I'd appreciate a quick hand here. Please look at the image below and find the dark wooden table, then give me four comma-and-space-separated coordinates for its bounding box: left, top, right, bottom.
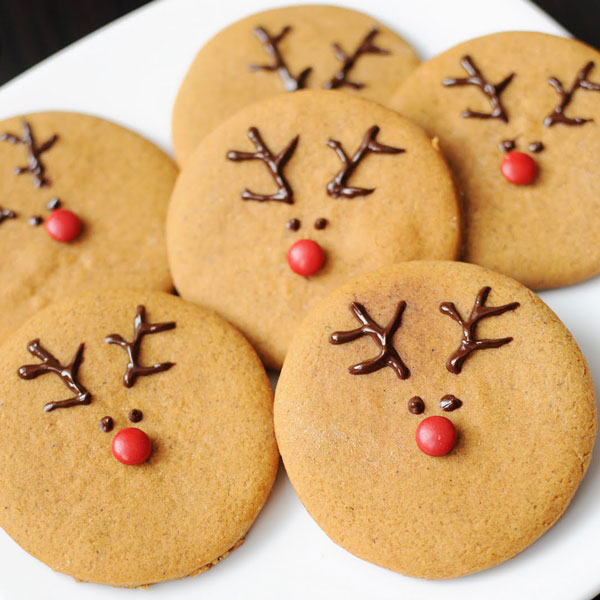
0, 0, 598, 598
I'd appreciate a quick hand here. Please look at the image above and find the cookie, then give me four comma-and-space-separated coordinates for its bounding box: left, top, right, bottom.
0, 290, 278, 587
0, 112, 177, 340
172, 5, 419, 163
391, 32, 600, 289
167, 90, 461, 369
274, 260, 596, 579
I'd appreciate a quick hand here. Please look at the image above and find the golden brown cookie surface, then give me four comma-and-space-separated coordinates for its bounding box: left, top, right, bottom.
391, 32, 600, 290
274, 261, 596, 579
172, 4, 419, 163
167, 90, 461, 369
0, 112, 177, 340
0, 290, 278, 587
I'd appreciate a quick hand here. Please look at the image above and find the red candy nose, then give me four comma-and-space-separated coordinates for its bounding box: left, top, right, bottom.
415, 416, 457, 456
287, 239, 325, 276
500, 151, 537, 185
112, 427, 152, 465
44, 208, 82, 242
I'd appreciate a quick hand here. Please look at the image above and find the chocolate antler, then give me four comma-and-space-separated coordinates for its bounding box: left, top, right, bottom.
1, 121, 58, 187
440, 287, 519, 374
324, 27, 389, 90
326, 125, 404, 199
105, 305, 175, 388
249, 25, 312, 91
330, 300, 410, 379
544, 61, 600, 127
17, 339, 91, 412
227, 127, 299, 203
443, 56, 515, 122
0, 206, 17, 225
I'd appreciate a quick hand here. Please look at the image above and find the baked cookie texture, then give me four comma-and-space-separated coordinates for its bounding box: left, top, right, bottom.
167, 90, 461, 369
391, 32, 600, 290
0, 112, 177, 340
172, 4, 420, 163
274, 261, 596, 579
0, 290, 278, 587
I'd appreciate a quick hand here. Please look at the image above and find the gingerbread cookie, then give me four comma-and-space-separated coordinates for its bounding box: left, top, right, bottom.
167, 90, 461, 369
274, 260, 596, 579
391, 32, 600, 289
172, 5, 419, 163
0, 112, 177, 340
0, 290, 278, 586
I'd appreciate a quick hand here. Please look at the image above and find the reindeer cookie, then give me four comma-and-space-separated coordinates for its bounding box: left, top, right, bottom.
0, 290, 278, 587
391, 32, 600, 289
0, 112, 177, 340
172, 5, 419, 163
274, 261, 596, 579
167, 90, 461, 369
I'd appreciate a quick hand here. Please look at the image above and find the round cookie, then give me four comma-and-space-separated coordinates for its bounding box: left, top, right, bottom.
0, 290, 278, 587
274, 261, 596, 579
0, 112, 177, 340
167, 90, 461, 369
391, 32, 600, 289
172, 5, 419, 163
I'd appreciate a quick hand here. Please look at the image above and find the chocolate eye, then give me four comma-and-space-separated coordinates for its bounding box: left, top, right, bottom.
440, 395, 462, 412
314, 218, 328, 230
528, 141, 544, 153
408, 396, 425, 415
46, 197, 61, 211
286, 218, 300, 231
128, 409, 143, 423
99, 416, 114, 432
499, 139, 516, 152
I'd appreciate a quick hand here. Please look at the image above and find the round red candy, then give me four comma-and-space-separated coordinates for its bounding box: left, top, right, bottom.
44, 208, 82, 242
500, 151, 537, 185
415, 416, 457, 457
287, 239, 325, 276
111, 427, 152, 465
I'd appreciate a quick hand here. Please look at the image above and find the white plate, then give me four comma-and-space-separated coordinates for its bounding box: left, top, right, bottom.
0, 1, 598, 599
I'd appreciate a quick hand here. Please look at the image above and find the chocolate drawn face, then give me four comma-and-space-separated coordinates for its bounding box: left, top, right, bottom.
329, 287, 519, 456
389, 34, 600, 288
16, 306, 176, 466
442, 56, 600, 186
227, 125, 405, 277
0, 121, 84, 239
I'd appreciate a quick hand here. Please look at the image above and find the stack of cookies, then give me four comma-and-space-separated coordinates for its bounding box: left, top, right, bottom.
0, 4, 596, 587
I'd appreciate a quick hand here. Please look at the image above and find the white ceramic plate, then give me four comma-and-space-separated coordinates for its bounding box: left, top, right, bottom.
0, 1, 598, 599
